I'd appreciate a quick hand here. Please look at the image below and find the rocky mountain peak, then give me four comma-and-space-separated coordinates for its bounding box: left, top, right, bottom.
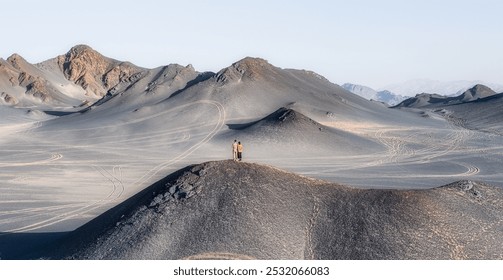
57, 45, 142, 97
6, 53, 28, 70
0, 58, 17, 76
67, 44, 94, 55
463, 84, 495, 99
58, 45, 111, 80
234, 56, 269, 68
216, 57, 273, 83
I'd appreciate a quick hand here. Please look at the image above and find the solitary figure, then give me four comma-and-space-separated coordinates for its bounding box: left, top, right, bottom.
232, 140, 238, 161
237, 141, 243, 161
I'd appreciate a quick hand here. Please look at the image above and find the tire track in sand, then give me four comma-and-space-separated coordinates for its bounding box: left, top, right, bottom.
1, 100, 225, 233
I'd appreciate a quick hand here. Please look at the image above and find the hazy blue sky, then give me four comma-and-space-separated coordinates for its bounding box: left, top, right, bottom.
1, 0, 501, 88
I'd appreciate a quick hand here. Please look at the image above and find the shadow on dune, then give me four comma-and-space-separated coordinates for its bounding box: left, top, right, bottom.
0, 232, 68, 260
43, 110, 78, 117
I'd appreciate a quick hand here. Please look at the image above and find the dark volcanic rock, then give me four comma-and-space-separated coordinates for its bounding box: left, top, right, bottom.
49, 161, 503, 260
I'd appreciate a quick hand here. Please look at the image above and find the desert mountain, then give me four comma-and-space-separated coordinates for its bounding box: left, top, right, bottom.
56, 45, 144, 98
43, 160, 503, 260
158, 56, 425, 128
392, 83, 503, 136
393, 84, 498, 108
457, 84, 496, 101
1, 45, 424, 129
0, 45, 199, 109
0, 51, 96, 108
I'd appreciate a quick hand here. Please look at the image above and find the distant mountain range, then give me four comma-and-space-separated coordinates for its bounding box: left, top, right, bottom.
0, 45, 421, 127
342, 83, 406, 106
343, 79, 503, 106
393, 84, 500, 108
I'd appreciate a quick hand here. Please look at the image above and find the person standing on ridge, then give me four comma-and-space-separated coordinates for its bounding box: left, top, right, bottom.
237, 141, 243, 161
232, 140, 238, 161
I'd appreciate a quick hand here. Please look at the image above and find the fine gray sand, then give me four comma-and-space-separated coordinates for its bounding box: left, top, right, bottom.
1, 45, 502, 259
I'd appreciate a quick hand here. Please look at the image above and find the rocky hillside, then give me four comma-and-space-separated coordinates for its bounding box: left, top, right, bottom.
0, 45, 199, 109
47, 160, 503, 260
1, 45, 425, 131
56, 45, 144, 98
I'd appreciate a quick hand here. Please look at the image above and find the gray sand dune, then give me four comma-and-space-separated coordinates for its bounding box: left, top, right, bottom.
52, 161, 503, 260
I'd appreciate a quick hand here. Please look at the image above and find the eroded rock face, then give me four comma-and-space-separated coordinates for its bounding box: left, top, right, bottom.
0, 59, 16, 77
103, 63, 138, 89
0, 92, 18, 105
6, 53, 28, 71
25, 78, 50, 101
57, 45, 141, 97
1, 55, 51, 102
216, 57, 274, 83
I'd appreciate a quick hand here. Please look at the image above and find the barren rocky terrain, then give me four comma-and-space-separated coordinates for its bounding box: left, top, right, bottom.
1, 45, 502, 259
28, 161, 503, 260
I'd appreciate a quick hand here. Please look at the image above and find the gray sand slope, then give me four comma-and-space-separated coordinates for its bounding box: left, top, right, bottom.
218, 107, 382, 157
54, 161, 503, 260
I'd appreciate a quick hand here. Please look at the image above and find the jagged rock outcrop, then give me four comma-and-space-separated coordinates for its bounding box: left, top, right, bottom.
6, 53, 29, 71
0, 92, 18, 105
145, 64, 199, 94
3, 55, 51, 102
57, 45, 142, 97
0, 59, 16, 77
25, 78, 50, 101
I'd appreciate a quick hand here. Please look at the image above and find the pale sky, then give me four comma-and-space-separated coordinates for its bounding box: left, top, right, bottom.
1, 0, 501, 88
